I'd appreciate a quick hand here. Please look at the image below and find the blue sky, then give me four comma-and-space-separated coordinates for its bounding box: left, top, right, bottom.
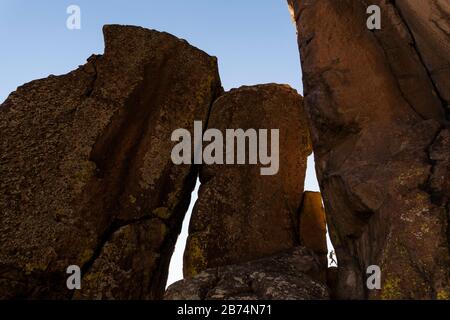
0, 0, 303, 102
0, 0, 326, 285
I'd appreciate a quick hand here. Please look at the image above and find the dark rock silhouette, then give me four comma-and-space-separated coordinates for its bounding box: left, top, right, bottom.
0, 25, 221, 299
288, 0, 450, 299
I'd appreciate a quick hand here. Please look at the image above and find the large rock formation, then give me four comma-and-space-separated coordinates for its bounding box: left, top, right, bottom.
166, 246, 329, 300
288, 0, 450, 299
0, 25, 222, 299
393, 1, 450, 115
183, 84, 312, 277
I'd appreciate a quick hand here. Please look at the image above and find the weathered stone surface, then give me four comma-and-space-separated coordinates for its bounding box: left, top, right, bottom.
0, 25, 221, 299
74, 220, 166, 300
288, 0, 450, 299
184, 84, 312, 277
299, 192, 328, 270
395, 0, 450, 115
166, 247, 329, 300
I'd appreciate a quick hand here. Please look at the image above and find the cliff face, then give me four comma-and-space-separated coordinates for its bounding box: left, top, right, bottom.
183, 84, 312, 277
0, 25, 222, 299
288, 0, 450, 299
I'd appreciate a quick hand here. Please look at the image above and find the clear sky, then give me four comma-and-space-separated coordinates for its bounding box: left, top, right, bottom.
0, 0, 304, 102
0, 0, 327, 286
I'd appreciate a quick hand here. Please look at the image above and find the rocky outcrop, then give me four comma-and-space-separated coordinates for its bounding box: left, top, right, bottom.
288, 0, 450, 299
0, 25, 222, 299
183, 84, 312, 277
299, 192, 328, 270
166, 246, 329, 300
4, 2, 447, 300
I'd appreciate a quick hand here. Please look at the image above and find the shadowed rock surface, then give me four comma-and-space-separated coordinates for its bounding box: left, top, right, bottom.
183, 84, 312, 277
166, 246, 329, 300
288, 0, 450, 299
0, 25, 221, 299
394, 0, 450, 115
299, 192, 328, 271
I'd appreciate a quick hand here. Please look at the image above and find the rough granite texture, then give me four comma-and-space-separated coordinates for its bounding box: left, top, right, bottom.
183, 84, 312, 278
288, 0, 450, 299
166, 247, 329, 300
0, 25, 222, 299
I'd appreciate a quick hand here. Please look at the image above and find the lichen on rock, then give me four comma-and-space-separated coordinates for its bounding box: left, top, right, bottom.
0, 24, 222, 299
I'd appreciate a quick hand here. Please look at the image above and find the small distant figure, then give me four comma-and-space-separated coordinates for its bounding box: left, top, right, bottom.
329, 251, 337, 266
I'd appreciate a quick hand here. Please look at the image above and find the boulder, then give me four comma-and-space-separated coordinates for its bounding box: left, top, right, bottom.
0, 25, 222, 299
184, 84, 312, 277
167, 247, 328, 300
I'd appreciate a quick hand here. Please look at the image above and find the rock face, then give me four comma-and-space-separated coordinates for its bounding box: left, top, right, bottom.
299, 192, 328, 270
394, 0, 450, 115
183, 84, 312, 277
0, 25, 222, 299
166, 247, 329, 300
288, 0, 450, 299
